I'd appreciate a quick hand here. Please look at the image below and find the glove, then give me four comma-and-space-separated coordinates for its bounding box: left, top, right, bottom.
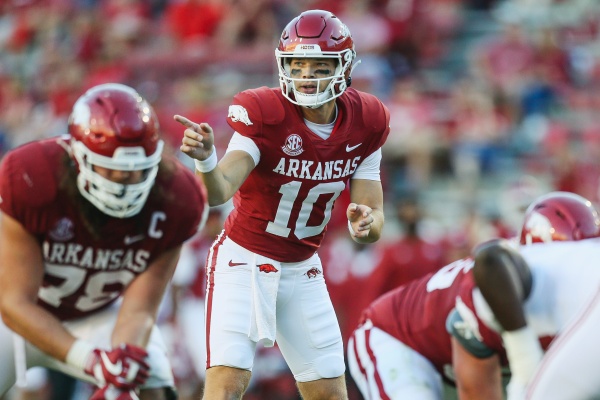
90, 384, 140, 400
85, 344, 150, 390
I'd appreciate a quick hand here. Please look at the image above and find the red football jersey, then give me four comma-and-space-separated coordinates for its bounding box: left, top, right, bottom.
363, 258, 504, 375
224, 87, 390, 262
0, 137, 207, 320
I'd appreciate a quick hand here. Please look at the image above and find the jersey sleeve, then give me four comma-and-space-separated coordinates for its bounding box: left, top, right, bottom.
225, 132, 260, 166
351, 148, 382, 181
446, 308, 496, 358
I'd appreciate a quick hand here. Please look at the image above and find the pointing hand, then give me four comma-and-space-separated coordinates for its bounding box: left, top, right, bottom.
174, 115, 215, 161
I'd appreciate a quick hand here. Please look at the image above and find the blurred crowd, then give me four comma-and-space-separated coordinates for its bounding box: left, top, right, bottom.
2, 0, 600, 399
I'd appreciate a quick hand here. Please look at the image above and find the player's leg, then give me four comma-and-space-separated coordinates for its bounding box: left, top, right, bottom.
276, 255, 348, 400
348, 320, 443, 400
202, 366, 252, 399
527, 291, 600, 400
296, 375, 347, 400
202, 236, 258, 399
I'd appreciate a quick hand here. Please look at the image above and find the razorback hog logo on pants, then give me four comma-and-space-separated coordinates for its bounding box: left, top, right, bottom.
305, 267, 322, 279
258, 264, 279, 273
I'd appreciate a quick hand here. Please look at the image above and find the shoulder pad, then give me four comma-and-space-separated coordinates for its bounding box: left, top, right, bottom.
358, 90, 390, 134
0, 140, 60, 209
159, 158, 208, 236
234, 87, 286, 125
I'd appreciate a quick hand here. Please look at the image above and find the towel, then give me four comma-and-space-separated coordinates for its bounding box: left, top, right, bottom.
248, 255, 281, 347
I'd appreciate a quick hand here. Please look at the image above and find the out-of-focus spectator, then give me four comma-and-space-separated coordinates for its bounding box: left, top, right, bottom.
497, 174, 548, 233
383, 75, 445, 192
447, 78, 513, 190
471, 22, 536, 101
163, 0, 226, 45
553, 126, 600, 206
337, 0, 394, 97
212, 0, 278, 51
100, 0, 152, 44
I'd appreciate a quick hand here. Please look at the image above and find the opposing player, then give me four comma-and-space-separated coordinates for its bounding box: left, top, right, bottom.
347, 191, 600, 399
0, 83, 208, 399
176, 9, 390, 400
473, 234, 600, 399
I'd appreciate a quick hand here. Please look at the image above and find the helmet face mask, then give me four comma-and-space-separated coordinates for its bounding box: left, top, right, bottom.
520, 191, 600, 245
68, 83, 164, 218
276, 10, 356, 108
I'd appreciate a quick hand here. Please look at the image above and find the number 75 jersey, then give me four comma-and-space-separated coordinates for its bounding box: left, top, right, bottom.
224, 87, 390, 262
0, 138, 207, 320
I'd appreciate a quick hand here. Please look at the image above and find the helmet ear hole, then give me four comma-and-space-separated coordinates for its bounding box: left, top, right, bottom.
346, 77, 352, 87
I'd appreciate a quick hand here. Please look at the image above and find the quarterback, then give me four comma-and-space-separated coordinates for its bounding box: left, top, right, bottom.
177, 9, 390, 400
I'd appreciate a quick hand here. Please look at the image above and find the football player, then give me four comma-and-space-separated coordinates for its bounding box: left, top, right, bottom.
176, 9, 389, 400
0, 83, 208, 400
472, 197, 600, 399
347, 191, 600, 399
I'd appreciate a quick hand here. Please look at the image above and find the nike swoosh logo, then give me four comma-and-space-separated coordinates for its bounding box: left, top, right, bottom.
346, 143, 362, 152
124, 234, 145, 245
228, 260, 247, 267
100, 352, 123, 376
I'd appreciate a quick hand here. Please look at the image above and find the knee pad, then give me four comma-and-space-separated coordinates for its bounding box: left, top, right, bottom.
217, 343, 254, 370
314, 354, 345, 379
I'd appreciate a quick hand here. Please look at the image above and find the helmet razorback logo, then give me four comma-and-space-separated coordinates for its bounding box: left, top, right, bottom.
282, 134, 304, 156
228, 105, 253, 126
305, 267, 321, 279
258, 264, 279, 273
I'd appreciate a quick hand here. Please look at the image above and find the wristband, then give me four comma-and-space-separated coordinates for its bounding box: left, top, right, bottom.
194, 146, 218, 173
66, 339, 95, 371
348, 220, 356, 236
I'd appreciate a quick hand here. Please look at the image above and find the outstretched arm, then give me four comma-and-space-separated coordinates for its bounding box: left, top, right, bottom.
175, 115, 255, 206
